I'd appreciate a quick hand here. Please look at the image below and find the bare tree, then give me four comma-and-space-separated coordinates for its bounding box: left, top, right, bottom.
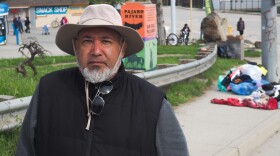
156, 0, 166, 45
16, 37, 49, 77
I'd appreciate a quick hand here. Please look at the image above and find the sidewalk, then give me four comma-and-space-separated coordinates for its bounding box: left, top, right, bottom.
1, 28, 280, 156
0, 28, 67, 59
175, 85, 280, 156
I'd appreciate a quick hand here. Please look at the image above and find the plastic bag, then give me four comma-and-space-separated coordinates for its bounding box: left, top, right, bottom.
229, 81, 258, 95
239, 64, 262, 82
217, 75, 227, 92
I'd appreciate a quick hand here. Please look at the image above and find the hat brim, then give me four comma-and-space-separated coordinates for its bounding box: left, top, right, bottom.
55, 24, 144, 58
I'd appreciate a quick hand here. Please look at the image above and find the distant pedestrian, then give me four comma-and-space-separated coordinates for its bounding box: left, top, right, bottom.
13, 17, 18, 35
181, 24, 191, 38
24, 17, 31, 33
60, 16, 68, 26
237, 17, 245, 36
17, 17, 24, 33
42, 25, 50, 35
180, 24, 191, 44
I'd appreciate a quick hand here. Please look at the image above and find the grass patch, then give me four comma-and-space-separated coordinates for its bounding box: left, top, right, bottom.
0, 55, 76, 69
157, 43, 200, 58
158, 55, 192, 64
244, 49, 262, 57
0, 64, 76, 98
167, 78, 208, 106
0, 128, 20, 156
167, 58, 245, 105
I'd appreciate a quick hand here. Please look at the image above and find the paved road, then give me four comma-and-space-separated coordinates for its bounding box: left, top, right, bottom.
2, 6, 280, 59
0, 28, 66, 59
162, 6, 280, 44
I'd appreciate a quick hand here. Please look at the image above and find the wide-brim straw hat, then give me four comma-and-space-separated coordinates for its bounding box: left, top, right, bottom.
55, 4, 144, 58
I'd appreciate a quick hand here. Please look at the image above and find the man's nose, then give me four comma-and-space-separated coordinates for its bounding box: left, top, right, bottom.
90, 40, 102, 55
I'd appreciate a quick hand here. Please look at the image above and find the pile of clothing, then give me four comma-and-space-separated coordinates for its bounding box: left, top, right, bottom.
213, 63, 280, 110
217, 64, 268, 95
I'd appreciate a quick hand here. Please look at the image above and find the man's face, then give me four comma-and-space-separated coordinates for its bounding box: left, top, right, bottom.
74, 27, 125, 75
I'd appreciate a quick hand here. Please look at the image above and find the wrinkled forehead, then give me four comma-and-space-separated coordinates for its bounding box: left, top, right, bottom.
77, 27, 122, 39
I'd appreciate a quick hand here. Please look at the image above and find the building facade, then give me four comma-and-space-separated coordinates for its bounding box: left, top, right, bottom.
4, 0, 279, 29
3, 0, 89, 29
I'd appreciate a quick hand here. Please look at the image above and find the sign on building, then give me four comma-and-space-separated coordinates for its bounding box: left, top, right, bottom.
35, 6, 68, 15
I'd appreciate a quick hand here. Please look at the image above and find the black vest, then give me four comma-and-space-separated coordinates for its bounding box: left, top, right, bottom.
35, 66, 165, 156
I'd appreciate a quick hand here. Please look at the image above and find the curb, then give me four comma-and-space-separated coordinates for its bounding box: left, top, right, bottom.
216, 110, 280, 156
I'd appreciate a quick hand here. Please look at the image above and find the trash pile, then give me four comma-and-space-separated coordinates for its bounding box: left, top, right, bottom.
211, 63, 280, 110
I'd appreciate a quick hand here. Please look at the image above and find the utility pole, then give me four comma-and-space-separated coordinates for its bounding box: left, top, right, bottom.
156, 0, 166, 45
261, 0, 280, 83
170, 0, 176, 34
189, 0, 192, 40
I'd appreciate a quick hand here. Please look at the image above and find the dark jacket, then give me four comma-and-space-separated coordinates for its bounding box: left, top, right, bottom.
35, 66, 165, 156
237, 20, 245, 31
16, 65, 189, 156
13, 17, 19, 29
24, 18, 31, 27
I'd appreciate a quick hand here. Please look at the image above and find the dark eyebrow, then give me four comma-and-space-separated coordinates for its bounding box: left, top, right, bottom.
79, 35, 91, 39
78, 35, 114, 40
101, 36, 114, 40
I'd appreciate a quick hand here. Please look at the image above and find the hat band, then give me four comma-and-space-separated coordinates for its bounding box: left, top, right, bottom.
81, 18, 122, 26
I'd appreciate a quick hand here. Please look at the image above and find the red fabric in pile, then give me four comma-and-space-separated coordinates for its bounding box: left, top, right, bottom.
210, 97, 278, 110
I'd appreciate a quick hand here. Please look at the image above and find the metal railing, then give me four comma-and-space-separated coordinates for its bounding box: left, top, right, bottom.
0, 44, 217, 132
135, 46, 217, 87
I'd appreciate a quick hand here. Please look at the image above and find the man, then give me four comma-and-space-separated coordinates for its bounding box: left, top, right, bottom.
13, 17, 19, 35
16, 4, 189, 156
60, 16, 69, 26
17, 17, 24, 33
237, 17, 245, 36
24, 17, 31, 33
180, 24, 191, 44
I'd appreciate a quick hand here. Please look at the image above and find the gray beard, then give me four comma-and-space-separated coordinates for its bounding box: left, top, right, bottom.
79, 57, 122, 84
82, 66, 110, 83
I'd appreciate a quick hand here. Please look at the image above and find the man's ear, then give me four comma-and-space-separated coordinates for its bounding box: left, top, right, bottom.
121, 42, 128, 58
72, 39, 78, 56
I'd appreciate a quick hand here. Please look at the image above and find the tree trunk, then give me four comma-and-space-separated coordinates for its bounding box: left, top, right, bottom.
156, 0, 166, 45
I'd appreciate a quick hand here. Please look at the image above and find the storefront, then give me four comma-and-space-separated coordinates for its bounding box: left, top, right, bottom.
35, 5, 87, 28
2, 0, 89, 28
7, 6, 30, 30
